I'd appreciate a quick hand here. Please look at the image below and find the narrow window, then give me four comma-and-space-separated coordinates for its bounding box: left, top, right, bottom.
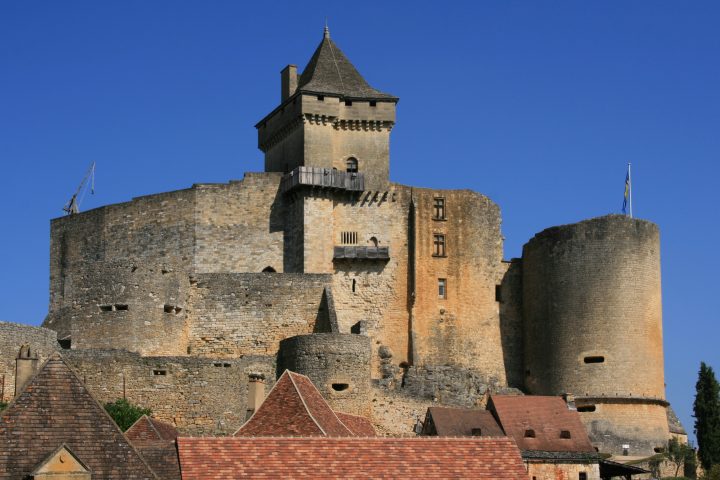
115, 304, 128, 311
369, 101, 377, 107
59, 339, 71, 350
438, 278, 447, 299
524, 429, 536, 438
433, 234, 446, 256
584, 356, 605, 364
341, 231, 358, 245
164, 305, 175, 313
317, 95, 324, 101
345, 100, 353, 106
433, 197, 445, 219
213, 363, 223, 367
369, 236, 379, 247
332, 383, 349, 391
579, 473, 587, 480
153, 369, 167, 376
346, 157, 358, 173
495, 285, 503, 303
577, 405, 596, 413
560, 430, 571, 439
99, 305, 113, 312
352, 278, 356, 293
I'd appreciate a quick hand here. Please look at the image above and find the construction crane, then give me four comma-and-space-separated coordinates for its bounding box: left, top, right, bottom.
63, 161, 95, 215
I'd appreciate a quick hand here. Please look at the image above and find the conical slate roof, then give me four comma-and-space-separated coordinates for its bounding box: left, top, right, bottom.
296, 27, 397, 101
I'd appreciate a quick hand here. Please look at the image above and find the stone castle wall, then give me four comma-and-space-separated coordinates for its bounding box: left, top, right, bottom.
0, 322, 59, 402
278, 333, 371, 415
63, 349, 276, 436
522, 215, 664, 399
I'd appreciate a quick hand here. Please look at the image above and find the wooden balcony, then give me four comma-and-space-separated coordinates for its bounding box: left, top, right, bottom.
333, 246, 390, 261
281, 166, 365, 194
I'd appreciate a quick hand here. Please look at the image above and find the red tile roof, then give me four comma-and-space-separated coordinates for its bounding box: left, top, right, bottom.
488, 395, 595, 453
126, 415, 179, 442
126, 416, 181, 480
335, 412, 376, 436
423, 407, 505, 437
177, 436, 528, 479
234, 370, 354, 437
0, 354, 157, 479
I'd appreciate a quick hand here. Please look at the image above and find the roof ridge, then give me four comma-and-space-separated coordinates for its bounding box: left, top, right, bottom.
232, 370, 286, 436
287, 371, 328, 436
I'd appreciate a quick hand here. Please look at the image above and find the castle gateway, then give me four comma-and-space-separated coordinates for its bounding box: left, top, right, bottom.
0, 27, 678, 457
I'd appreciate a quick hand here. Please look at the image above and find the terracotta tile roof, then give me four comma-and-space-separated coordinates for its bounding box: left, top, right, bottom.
177, 436, 528, 479
126, 415, 179, 442
488, 395, 595, 453
335, 412, 376, 436
234, 370, 354, 437
132, 441, 181, 480
126, 416, 181, 480
422, 406, 505, 437
0, 354, 157, 479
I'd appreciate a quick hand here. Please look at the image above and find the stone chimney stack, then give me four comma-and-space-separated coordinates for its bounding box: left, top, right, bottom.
562, 393, 576, 410
15, 344, 39, 396
245, 373, 266, 420
281, 65, 298, 102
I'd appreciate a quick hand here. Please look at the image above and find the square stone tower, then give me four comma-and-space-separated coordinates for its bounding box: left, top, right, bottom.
256, 27, 398, 192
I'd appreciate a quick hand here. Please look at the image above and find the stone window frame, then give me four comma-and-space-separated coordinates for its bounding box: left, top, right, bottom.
433, 234, 447, 257
438, 278, 447, 299
432, 197, 446, 221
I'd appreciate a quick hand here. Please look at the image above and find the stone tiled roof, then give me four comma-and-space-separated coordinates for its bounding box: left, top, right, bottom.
177, 436, 528, 479
0, 354, 158, 479
126, 415, 179, 442
423, 406, 506, 437
296, 28, 397, 101
126, 416, 181, 480
488, 395, 596, 453
335, 412, 376, 436
234, 370, 354, 437
667, 405, 687, 435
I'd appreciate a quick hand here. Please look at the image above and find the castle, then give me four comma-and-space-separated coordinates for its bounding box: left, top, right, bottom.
0, 27, 680, 457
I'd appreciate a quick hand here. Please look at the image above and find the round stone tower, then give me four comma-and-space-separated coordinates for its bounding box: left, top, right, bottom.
522, 215, 668, 456
277, 333, 371, 416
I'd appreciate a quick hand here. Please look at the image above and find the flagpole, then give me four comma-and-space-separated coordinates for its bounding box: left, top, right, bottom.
628, 162, 633, 218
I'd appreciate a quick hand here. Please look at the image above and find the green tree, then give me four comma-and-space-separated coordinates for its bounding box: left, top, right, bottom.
668, 437, 696, 478
0, 401, 7, 412
701, 465, 720, 480
694, 362, 720, 471
103, 398, 151, 431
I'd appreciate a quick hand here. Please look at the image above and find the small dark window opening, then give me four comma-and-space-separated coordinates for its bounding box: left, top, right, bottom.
262, 266, 277, 273
332, 383, 349, 391
560, 430, 572, 439
369, 236, 379, 247
223, 363, 231, 368
623, 447, 629, 456
346, 157, 358, 173
345, 100, 352, 106
317, 95, 324, 101
99, 305, 113, 312
579, 473, 587, 480
433, 197, 445, 220
577, 405, 596, 413
213, 363, 223, 367
654, 447, 665, 453
352, 278, 356, 293
59, 339, 71, 350
115, 304, 128, 311
584, 356, 605, 364
524, 429, 536, 438
153, 369, 167, 376
369, 101, 377, 107
495, 285, 503, 303
438, 278, 447, 299
164, 305, 174, 313
471, 428, 482, 436
433, 234, 446, 257
351, 321, 362, 334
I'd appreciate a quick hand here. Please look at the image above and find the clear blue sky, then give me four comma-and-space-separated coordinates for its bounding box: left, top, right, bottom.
1, 1, 718, 442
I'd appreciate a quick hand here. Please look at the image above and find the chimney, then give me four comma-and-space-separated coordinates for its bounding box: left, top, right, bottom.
15, 344, 39, 396
562, 392, 576, 410
281, 65, 298, 102
245, 373, 266, 420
